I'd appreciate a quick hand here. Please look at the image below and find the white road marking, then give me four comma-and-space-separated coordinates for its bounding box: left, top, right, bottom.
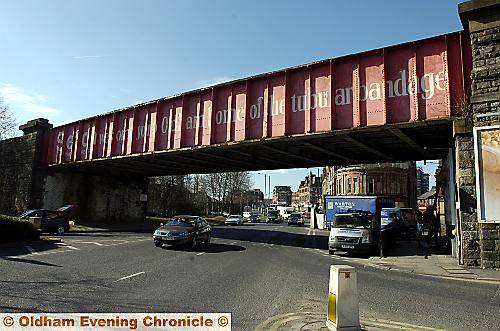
196, 252, 205, 256
65, 245, 80, 250
25, 246, 38, 255
230, 241, 238, 244
79, 241, 103, 246
115, 272, 145, 282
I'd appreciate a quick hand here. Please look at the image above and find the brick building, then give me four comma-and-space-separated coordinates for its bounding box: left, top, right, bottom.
272, 186, 292, 206
293, 173, 322, 212
321, 162, 417, 209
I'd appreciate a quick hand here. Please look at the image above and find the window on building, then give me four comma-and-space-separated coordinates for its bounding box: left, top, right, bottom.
367, 177, 375, 194
353, 177, 358, 193
347, 178, 352, 193
376, 176, 382, 193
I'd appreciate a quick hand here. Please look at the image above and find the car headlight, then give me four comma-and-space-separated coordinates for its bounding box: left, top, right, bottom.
362, 233, 372, 243
154, 230, 161, 235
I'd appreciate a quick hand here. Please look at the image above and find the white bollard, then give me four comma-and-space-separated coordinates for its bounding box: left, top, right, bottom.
326, 265, 360, 331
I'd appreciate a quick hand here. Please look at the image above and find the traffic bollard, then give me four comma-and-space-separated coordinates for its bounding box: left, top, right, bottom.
326, 265, 360, 331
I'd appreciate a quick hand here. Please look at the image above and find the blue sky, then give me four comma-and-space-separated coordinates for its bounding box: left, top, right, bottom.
0, 0, 461, 192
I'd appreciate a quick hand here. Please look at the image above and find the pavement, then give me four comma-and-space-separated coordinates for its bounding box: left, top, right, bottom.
312, 228, 500, 284
0, 223, 499, 330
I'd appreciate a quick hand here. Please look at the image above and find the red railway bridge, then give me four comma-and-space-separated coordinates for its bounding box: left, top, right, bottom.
44, 32, 471, 176
1, 0, 499, 268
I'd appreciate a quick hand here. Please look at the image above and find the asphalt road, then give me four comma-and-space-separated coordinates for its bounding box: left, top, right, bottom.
0, 223, 499, 330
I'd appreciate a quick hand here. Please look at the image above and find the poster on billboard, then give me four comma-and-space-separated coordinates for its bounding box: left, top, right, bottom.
474, 125, 500, 223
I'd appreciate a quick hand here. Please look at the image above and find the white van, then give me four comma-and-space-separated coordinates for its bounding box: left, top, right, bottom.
328, 212, 378, 255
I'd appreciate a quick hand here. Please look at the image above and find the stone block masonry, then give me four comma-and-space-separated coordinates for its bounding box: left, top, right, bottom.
459, 0, 500, 268
0, 118, 148, 223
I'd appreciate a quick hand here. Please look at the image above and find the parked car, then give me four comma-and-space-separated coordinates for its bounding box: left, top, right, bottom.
225, 215, 244, 225
153, 215, 211, 249
248, 213, 261, 223
288, 213, 304, 226
19, 205, 75, 235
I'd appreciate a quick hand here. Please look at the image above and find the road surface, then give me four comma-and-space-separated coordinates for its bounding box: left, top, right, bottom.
0, 223, 498, 330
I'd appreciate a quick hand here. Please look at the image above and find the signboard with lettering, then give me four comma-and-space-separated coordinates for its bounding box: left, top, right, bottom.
44, 32, 471, 166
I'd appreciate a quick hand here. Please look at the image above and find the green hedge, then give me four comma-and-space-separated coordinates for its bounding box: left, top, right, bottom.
0, 215, 40, 242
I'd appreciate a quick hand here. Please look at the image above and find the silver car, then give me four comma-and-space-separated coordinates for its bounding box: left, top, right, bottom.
225, 215, 243, 225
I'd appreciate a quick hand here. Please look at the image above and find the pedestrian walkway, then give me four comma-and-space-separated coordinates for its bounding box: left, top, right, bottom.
329, 237, 500, 284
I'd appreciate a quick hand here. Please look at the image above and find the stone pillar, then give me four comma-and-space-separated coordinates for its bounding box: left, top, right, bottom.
0, 118, 52, 215
459, 0, 500, 268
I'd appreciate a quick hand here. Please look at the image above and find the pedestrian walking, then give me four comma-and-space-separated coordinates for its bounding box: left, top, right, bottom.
425, 206, 440, 247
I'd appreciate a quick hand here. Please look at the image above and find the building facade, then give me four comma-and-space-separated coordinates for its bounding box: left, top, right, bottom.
294, 173, 322, 212
272, 186, 292, 206
321, 162, 417, 208
416, 167, 430, 197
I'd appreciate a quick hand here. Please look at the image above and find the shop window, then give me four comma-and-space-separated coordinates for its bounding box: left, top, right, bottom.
368, 177, 375, 194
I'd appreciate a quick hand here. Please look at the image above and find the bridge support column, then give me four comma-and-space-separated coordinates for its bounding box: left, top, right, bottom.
42, 172, 148, 223
0, 118, 52, 215
458, 0, 500, 268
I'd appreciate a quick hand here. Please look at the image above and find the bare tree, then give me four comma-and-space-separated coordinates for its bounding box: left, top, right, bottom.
202, 172, 252, 214
0, 98, 17, 140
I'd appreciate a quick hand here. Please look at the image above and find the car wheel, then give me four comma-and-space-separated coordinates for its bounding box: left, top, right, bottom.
154, 241, 163, 247
56, 226, 65, 235
191, 238, 198, 250
205, 236, 211, 245
329, 249, 335, 255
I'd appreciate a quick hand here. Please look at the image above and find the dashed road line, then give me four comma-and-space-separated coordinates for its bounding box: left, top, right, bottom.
114, 271, 145, 282
196, 252, 205, 256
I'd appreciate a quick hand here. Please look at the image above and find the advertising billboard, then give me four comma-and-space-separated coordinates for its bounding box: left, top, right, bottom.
474, 125, 500, 223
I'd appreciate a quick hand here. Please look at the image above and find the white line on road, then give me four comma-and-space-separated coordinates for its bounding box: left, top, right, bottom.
230, 241, 238, 244
196, 252, 205, 256
115, 272, 145, 282
65, 245, 80, 250
25, 246, 38, 255
79, 241, 103, 246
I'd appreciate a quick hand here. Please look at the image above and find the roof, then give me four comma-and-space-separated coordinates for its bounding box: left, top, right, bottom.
417, 190, 436, 200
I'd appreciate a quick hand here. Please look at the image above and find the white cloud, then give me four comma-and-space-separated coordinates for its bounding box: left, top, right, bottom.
72, 55, 104, 59
268, 169, 289, 174
196, 76, 234, 88
0, 83, 61, 116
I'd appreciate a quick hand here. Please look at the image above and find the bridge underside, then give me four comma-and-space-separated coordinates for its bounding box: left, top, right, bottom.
50, 119, 454, 176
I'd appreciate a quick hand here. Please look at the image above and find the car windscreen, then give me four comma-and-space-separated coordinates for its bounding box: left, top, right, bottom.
228, 215, 240, 218
334, 215, 372, 229
19, 210, 35, 218
167, 220, 194, 227
291, 213, 301, 219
